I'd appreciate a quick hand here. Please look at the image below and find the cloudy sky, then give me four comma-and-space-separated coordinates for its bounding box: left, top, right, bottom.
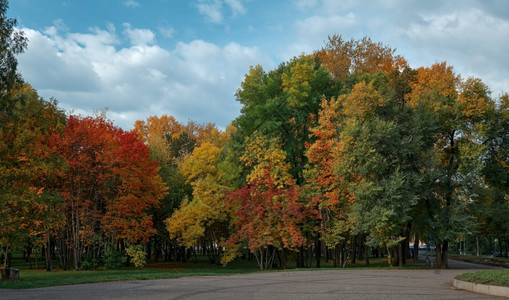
9, 0, 509, 130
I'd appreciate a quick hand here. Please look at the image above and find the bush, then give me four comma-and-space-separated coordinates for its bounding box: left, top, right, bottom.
80, 256, 99, 271
126, 244, 146, 268
103, 248, 126, 270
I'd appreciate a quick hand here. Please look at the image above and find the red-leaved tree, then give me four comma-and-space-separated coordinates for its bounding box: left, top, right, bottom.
225, 168, 306, 270
57, 115, 166, 270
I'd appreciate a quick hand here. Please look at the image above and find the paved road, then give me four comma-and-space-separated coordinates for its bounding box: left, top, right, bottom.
2, 260, 505, 299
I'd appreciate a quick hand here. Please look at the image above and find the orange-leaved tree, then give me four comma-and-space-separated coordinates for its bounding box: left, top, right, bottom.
316, 35, 407, 81
305, 96, 354, 267
102, 129, 167, 244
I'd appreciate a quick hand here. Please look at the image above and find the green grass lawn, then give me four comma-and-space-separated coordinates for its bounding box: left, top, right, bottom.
1, 255, 429, 289
456, 270, 509, 287
1, 259, 261, 289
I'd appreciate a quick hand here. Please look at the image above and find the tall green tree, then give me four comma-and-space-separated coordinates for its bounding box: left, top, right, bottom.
234, 55, 334, 185
335, 79, 433, 266
475, 94, 509, 255
0, 0, 27, 96
407, 63, 496, 268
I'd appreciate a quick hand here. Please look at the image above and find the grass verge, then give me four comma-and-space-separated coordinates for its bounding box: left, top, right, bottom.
0, 260, 261, 289
456, 270, 509, 287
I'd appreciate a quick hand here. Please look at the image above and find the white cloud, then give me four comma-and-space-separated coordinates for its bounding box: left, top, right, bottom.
197, 0, 223, 24
158, 26, 175, 39
297, 0, 356, 13
280, 13, 357, 61
224, 0, 246, 17
397, 8, 509, 97
123, 0, 140, 8
296, 0, 319, 10
285, 1, 509, 97
294, 13, 357, 41
123, 24, 155, 45
196, 0, 247, 23
17, 24, 272, 130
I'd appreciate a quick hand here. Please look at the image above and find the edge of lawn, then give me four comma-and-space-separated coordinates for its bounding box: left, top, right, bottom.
1, 257, 430, 289
454, 270, 509, 298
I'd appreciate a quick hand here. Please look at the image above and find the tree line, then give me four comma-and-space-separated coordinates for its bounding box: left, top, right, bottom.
1, 0, 507, 271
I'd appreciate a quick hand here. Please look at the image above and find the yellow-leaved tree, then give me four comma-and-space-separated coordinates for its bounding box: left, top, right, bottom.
165, 135, 232, 264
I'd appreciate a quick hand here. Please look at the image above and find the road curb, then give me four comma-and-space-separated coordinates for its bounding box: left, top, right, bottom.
453, 278, 509, 298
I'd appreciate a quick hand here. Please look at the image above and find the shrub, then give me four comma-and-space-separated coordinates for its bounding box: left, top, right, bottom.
103, 248, 126, 270
126, 244, 146, 268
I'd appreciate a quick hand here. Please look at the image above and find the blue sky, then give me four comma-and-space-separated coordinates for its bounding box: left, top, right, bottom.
8, 0, 509, 129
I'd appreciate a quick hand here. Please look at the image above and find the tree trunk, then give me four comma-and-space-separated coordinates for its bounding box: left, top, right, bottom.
146, 242, 152, 261
297, 246, 305, 268
2, 246, 11, 268
45, 232, 52, 271
315, 235, 321, 268
333, 244, 340, 267
25, 244, 32, 263
279, 249, 286, 269
351, 236, 357, 264
398, 242, 403, 267
365, 244, 370, 265
436, 241, 449, 269
413, 234, 419, 261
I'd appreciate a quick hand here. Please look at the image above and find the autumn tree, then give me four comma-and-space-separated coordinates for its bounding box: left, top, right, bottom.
134, 115, 227, 262
0, 85, 66, 269
0, 1, 68, 272
234, 55, 335, 185
315, 35, 407, 81
166, 138, 232, 264
57, 115, 166, 270
226, 170, 305, 271
305, 96, 353, 267
102, 130, 167, 244
222, 133, 306, 270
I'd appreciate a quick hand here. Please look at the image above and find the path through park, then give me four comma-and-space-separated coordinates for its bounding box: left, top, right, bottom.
2, 259, 505, 299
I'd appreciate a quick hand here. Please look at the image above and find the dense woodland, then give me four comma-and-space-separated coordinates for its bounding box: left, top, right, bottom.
1, 0, 508, 272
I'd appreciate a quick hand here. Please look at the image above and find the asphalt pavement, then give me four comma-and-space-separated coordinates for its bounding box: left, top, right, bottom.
1, 259, 506, 300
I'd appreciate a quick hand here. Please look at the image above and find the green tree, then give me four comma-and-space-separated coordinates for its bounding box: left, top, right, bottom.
234, 55, 334, 185
475, 94, 509, 255
0, 0, 27, 95
407, 63, 496, 268
335, 79, 432, 266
